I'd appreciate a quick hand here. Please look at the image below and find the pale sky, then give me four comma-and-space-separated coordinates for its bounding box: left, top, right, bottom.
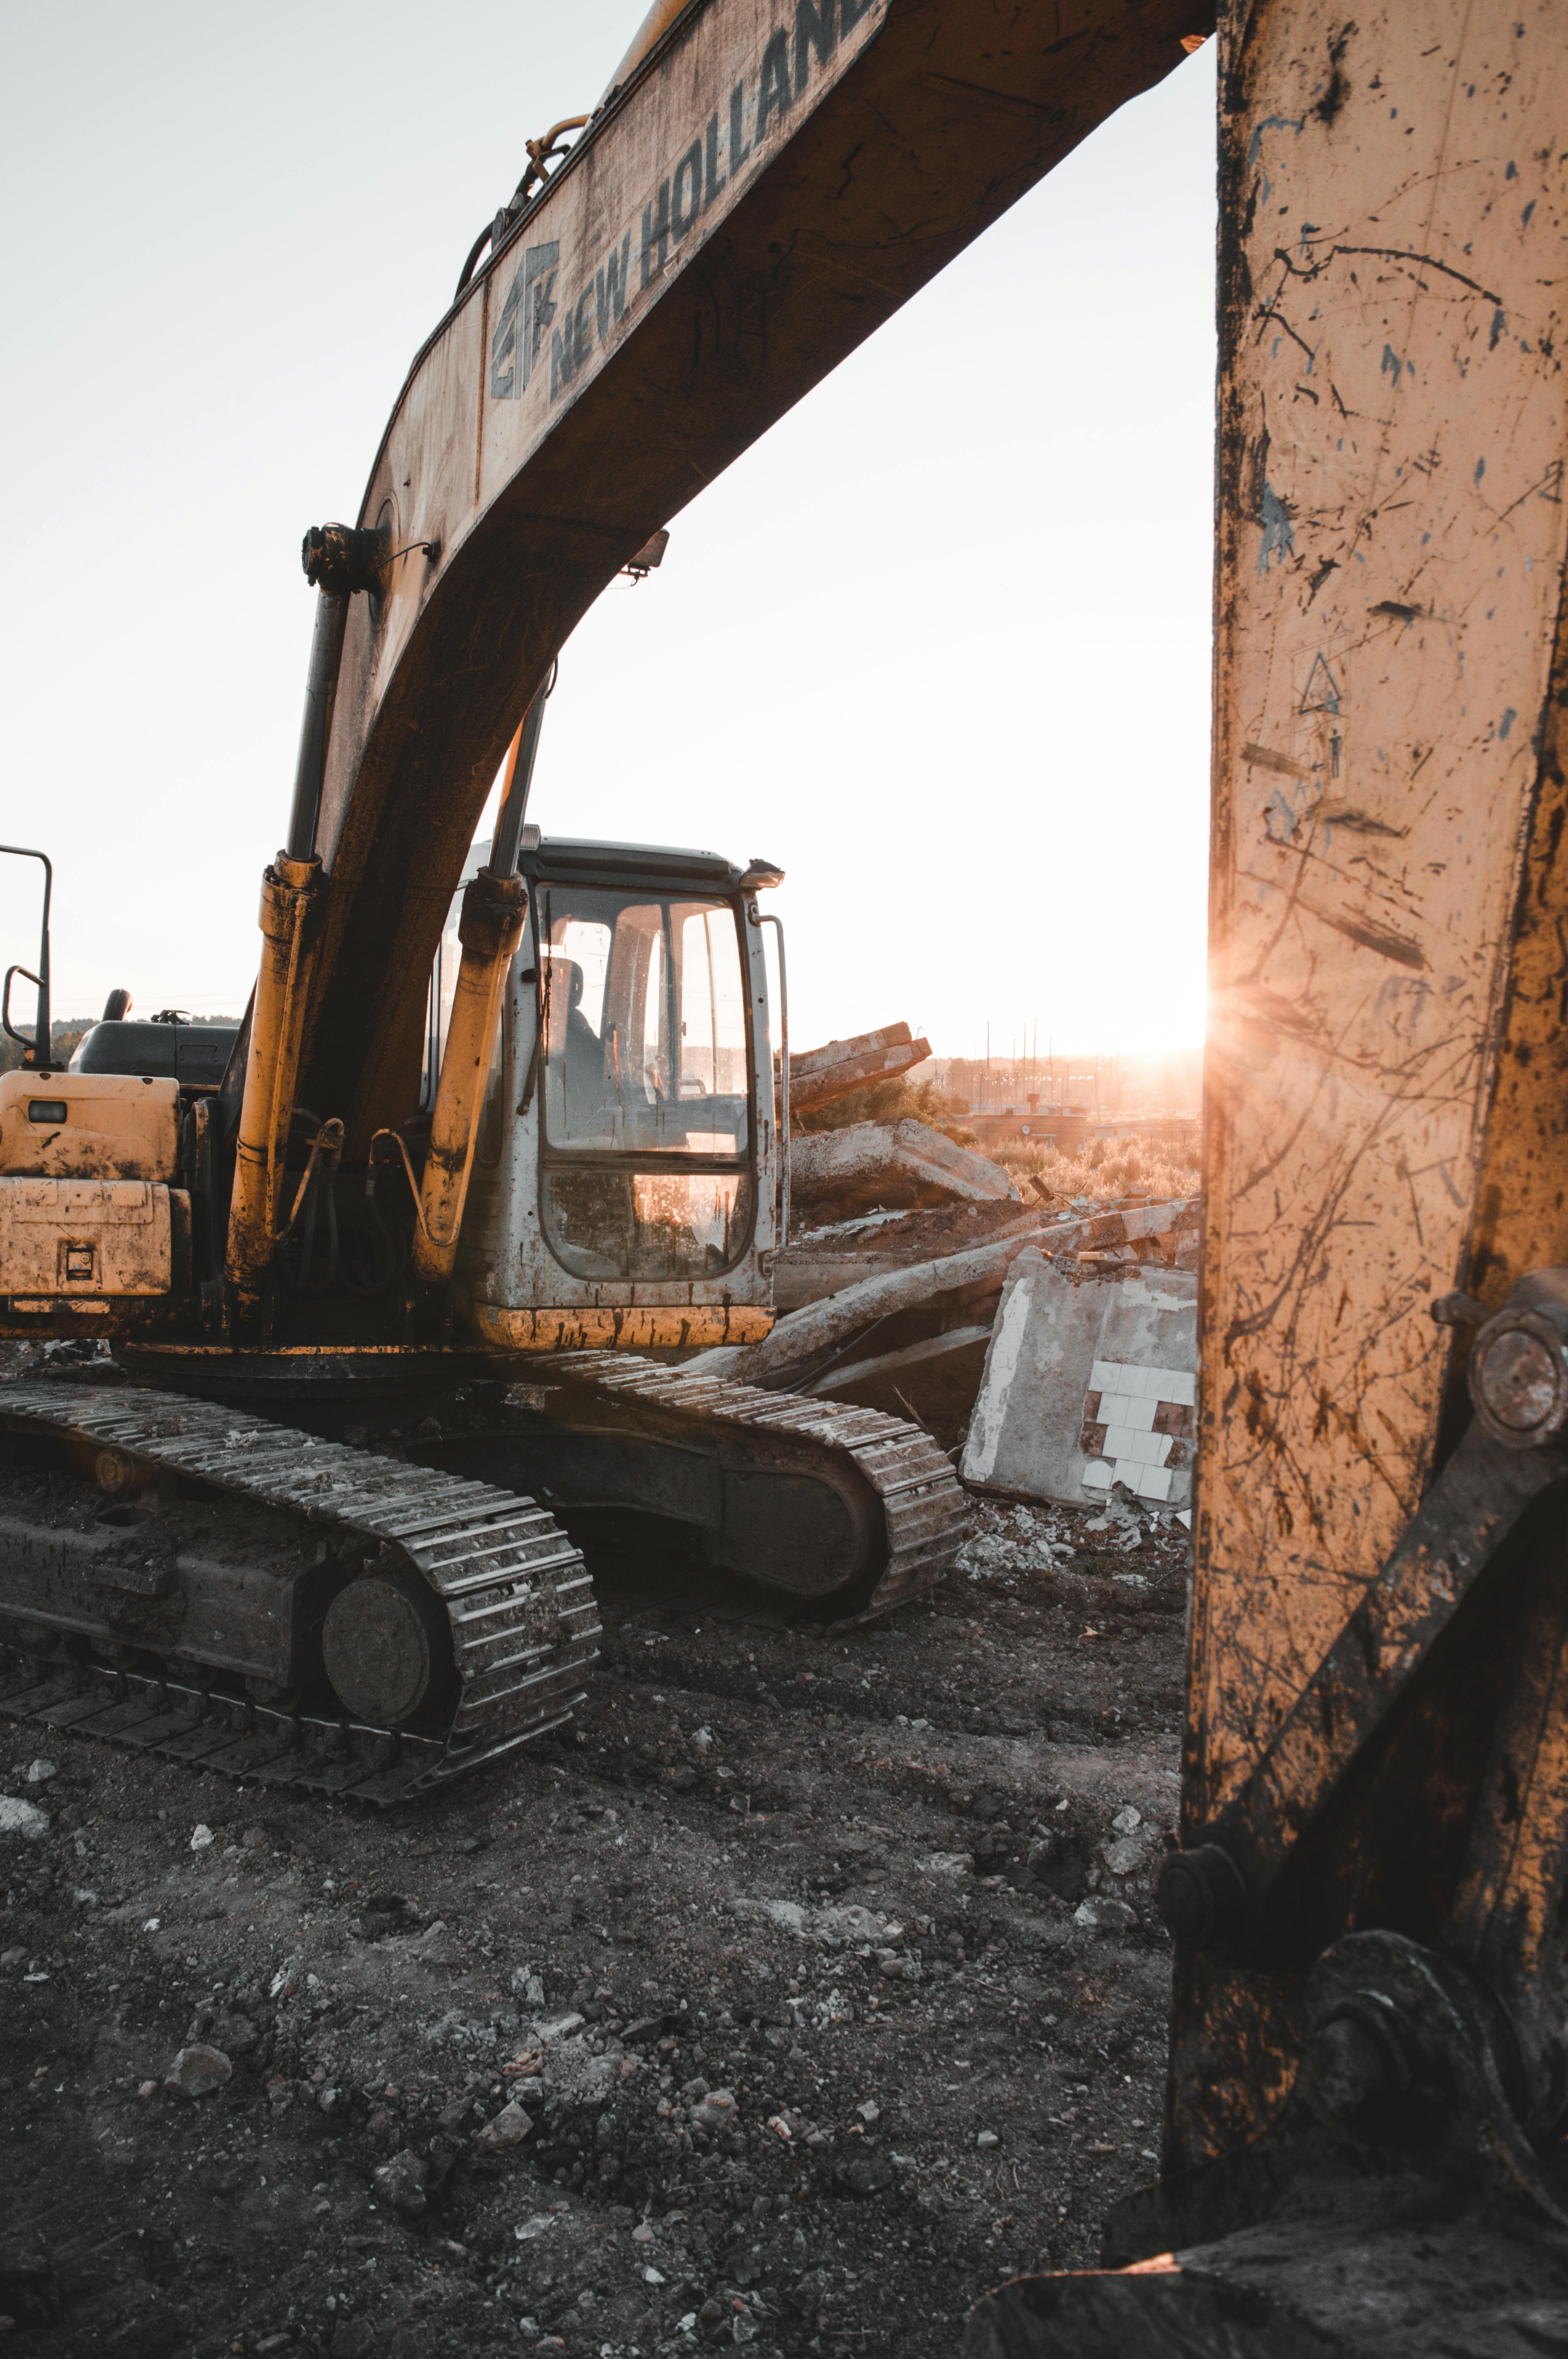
1, 6, 1215, 1063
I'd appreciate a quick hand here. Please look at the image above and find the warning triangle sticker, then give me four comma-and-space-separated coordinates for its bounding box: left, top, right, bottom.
1298, 653, 1344, 714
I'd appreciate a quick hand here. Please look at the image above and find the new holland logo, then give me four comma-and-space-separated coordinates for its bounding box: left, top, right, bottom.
488, 0, 881, 409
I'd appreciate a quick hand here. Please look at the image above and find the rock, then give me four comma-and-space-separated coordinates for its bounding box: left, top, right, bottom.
24, 1761, 56, 1785
189, 1824, 215, 1851
374, 2149, 430, 2216
976, 2130, 1000, 2149
0, 1798, 49, 1841
0, 1946, 25, 1969
855, 2100, 881, 2123
532, 2011, 585, 2045
474, 2099, 533, 2151
509, 1966, 546, 2007
813, 1904, 887, 1944
1102, 1837, 1144, 1877
622, 2014, 670, 2045
1111, 1806, 1143, 1835
689, 2087, 737, 2132
845, 2154, 895, 2195
1074, 1896, 1138, 1932
165, 2045, 232, 2099
731, 1897, 807, 1937
539, 2035, 616, 2106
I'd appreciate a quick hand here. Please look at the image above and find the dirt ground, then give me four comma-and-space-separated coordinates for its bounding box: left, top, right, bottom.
0, 1487, 1189, 2359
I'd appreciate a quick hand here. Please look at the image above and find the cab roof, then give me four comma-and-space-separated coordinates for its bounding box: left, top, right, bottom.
464, 833, 746, 892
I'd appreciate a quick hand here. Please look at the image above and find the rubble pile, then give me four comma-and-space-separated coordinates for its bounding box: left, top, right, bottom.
744, 1019, 1202, 1471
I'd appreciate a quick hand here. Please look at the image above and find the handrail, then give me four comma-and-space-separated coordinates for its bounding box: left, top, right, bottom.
0, 844, 53, 1070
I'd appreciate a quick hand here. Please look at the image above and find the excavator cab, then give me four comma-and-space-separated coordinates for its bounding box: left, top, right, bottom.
434, 831, 783, 1352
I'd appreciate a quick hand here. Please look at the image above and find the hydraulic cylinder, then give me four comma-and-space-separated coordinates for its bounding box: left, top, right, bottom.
225, 851, 327, 1313
411, 866, 526, 1289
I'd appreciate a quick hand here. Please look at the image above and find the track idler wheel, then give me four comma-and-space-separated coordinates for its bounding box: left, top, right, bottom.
321, 1564, 458, 1732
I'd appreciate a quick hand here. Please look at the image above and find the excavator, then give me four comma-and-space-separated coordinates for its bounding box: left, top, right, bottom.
4, 0, 1567, 2342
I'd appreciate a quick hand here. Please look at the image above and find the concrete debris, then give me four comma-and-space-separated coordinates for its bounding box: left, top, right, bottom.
1101, 1837, 1145, 1876
164, 2043, 233, 2098
25, 1759, 56, 1784
473, 2098, 534, 2150
537, 2032, 619, 2105
802, 1320, 995, 1401
690, 1224, 1056, 1390
791, 1120, 1018, 1219
963, 1249, 1198, 1508
693, 1197, 1195, 1408
1073, 1896, 1138, 1933
786, 1022, 933, 1114
373, 2147, 430, 2215
729, 1895, 899, 1947
0, 1796, 49, 1839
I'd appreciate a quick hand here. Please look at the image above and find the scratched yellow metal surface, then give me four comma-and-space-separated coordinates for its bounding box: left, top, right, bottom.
469, 1302, 774, 1350
1194, 0, 1568, 1825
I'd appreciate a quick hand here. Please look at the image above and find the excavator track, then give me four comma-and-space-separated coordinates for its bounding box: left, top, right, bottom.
529, 1352, 969, 1619
0, 1378, 599, 1803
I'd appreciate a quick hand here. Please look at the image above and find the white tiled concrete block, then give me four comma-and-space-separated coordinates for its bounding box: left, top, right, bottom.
1133, 1464, 1174, 1501
965, 1254, 1195, 1511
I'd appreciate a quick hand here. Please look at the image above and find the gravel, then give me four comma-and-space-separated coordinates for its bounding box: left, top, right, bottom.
0, 1491, 1189, 2357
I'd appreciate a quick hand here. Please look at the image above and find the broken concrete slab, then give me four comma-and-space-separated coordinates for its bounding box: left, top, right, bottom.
802, 1321, 995, 1398
787, 1022, 933, 1114
689, 1198, 1196, 1391
962, 1252, 1198, 1509
791, 1119, 1018, 1218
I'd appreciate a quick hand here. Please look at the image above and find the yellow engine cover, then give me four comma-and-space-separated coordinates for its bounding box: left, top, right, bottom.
0, 1070, 179, 1182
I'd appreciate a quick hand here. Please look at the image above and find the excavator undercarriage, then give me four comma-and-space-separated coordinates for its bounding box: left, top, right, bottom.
0, 1379, 600, 1803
